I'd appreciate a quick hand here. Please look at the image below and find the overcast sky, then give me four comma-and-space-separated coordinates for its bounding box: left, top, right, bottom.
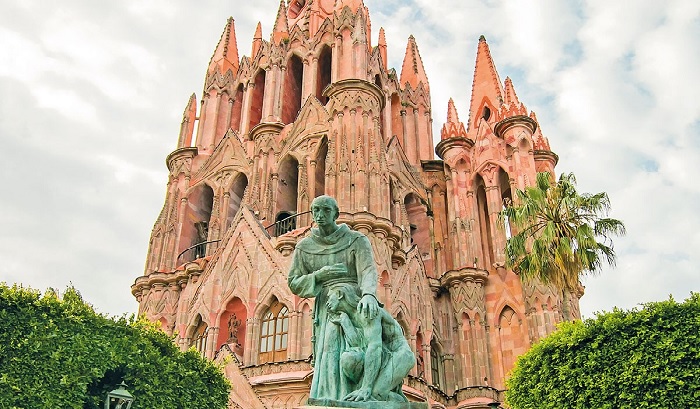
1, 0, 698, 318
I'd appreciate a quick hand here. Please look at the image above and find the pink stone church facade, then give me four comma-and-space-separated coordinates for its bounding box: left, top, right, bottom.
132, 1, 582, 408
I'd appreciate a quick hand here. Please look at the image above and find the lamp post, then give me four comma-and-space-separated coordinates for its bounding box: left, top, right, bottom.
104, 381, 134, 409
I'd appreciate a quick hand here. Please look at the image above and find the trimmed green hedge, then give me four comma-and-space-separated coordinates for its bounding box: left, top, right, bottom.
0, 284, 229, 409
506, 293, 700, 408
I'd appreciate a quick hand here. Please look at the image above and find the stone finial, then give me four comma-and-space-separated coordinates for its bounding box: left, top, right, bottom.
440, 98, 468, 140
207, 17, 239, 75
399, 35, 430, 92
271, 0, 289, 44
252, 22, 263, 58
378, 27, 387, 68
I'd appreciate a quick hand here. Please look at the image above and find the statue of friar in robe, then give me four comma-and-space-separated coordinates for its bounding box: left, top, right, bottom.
288, 195, 416, 405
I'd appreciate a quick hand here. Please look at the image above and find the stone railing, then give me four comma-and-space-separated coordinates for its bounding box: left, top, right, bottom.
241, 358, 313, 380
406, 376, 505, 407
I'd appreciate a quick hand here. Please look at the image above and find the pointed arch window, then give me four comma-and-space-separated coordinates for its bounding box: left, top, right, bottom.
316, 46, 332, 104
191, 317, 208, 357
259, 301, 289, 363
178, 183, 214, 263
249, 70, 266, 129
499, 169, 514, 239
430, 340, 444, 388
282, 54, 304, 124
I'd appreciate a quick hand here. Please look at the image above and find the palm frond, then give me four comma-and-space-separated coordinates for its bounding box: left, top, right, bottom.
502, 172, 626, 291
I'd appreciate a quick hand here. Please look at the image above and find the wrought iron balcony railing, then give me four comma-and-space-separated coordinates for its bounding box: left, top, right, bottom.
177, 240, 222, 264
264, 211, 312, 237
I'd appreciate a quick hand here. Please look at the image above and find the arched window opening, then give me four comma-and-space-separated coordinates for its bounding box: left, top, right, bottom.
316, 46, 332, 104
226, 173, 248, 232
430, 184, 450, 271
430, 340, 444, 388
276, 155, 299, 231
482, 106, 491, 121
315, 137, 328, 198
475, 175, 494, 269
389, 179, 399, 225
379, 270, 391, 306
404, 193, 432, 273
215, 91, 230, 142
217, 297, 247, 359
230, 84, 244, 134
191, 315, 208, 357
498, 306, 526, 384
374, 75, 385, 138
249, 70, 266, 130
179, 184, 214, 262
274, 211, 296, 237
396, 312, 409, 338
415, 331, 425, 379
259, 300, 289, 363
499, 170, 513, 239
282, 54, 304, 125
391, 94, 404, 144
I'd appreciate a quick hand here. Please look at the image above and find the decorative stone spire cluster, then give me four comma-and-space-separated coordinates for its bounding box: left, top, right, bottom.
440, 98, 467, 140
439, 35, 554, 161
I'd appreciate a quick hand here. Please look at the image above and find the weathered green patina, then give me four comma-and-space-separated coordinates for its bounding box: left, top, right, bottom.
288, 196, 416, 405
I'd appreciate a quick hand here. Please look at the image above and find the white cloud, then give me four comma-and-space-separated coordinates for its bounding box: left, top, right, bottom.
97, 154, 165, 184
31, 85, 100, 127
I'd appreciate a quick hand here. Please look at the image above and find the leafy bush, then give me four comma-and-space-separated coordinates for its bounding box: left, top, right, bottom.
506, 293, 700, 408
0, 284, 230, 409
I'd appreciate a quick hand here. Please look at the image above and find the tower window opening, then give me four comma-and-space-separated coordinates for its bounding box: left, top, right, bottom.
499, 169, 514, 239
226, 173, 248, 232
315, 138, 328, 198
275, 155, 299, 232
282, 54, 304, 124
316, 46, 332, 104
482, 106, 491, 121
230, 84, 244, 134
249, 70, 266, 129
178, 183, 214, 262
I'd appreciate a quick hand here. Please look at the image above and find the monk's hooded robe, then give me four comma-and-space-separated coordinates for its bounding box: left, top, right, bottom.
287, 223, 378, 401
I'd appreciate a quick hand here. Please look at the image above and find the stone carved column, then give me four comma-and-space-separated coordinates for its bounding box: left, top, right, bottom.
422, 343, 433, 385
440, 267, 489, 387
208, 326, 220, 359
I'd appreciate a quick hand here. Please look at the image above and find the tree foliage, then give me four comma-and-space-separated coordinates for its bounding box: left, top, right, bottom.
501, 172, 626, 290
506, 293, 700, 408
0, 284, 230, 409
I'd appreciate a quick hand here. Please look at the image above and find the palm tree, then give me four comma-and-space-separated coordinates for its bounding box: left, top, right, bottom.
500, 172, 626, 291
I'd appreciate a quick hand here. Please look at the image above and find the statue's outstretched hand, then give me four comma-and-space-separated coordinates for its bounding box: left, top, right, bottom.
357, 294, 378, 320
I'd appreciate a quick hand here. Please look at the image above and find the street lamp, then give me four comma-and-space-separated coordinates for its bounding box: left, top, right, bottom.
104, 382, 134, 409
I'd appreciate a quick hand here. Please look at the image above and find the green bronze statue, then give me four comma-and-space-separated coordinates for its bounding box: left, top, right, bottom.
288, 195, 415, 405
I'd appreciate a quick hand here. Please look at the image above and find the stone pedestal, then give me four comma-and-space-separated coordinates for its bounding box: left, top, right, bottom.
296, 398, 429, 409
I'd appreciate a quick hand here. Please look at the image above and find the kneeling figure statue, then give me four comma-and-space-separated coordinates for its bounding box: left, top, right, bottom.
288, 195, 415, 405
